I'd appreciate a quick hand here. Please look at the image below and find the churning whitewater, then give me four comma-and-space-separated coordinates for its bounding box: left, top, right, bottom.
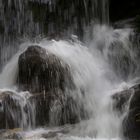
0, 25, 137, 140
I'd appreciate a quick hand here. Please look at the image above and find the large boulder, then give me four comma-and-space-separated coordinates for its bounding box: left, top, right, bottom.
17, 45, 87, 127
17, 45, 74, 93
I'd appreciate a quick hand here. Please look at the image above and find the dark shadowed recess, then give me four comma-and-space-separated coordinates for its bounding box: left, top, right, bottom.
109, 0, 140, 22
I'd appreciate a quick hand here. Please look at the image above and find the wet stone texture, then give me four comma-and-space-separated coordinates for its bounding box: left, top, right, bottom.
122, 84, 140, 139
17, 45, 75, 93
0, 91, 33, 130
0, 45, 88, 130
112, 84, 140, 139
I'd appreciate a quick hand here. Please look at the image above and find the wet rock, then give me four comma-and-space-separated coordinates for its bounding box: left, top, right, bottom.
42, 131, 58, 139
0, 91, 32, 130
42, 129, 69, 139
17, 45, 87, 126
0, 91, 15, 129
112, 89, 132, 113
41, 125, 72, 139
0, 93, 5, 129
29, 89, 88, 127
129, 84, 140, 110
17, 45, 75, 93
111, 83, 140, 139
112, 84, 140, 113
1, 45, 88, 128
121, 84, 140, 139
107, 39, 136, 80
123, 107, 140, 139
29, 89, 63, 126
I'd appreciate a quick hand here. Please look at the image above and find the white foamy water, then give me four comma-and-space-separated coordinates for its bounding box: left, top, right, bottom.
0, 25, 136, 140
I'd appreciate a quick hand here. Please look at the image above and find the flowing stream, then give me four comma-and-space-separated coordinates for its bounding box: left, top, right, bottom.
0, 0, 140, 140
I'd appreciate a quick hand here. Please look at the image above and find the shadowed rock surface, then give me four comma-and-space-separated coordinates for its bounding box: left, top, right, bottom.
17, 45, 75, 93
112, 89, 132, 113
112, 84, 140, 139
0, 45, 88, 130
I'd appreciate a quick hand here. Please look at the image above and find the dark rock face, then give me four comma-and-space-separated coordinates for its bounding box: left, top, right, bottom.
123, 107, 140, 139
112, 89, 132, 113
16, 45, 87, 127
119, 84, 140, 139
17, 45, 74, 93
129, 84, 140, 110
0, 45, 87, 130
111, 84, 140, 139
29, 89, 64, 126
0, 91, 34, 130
0, 91, 21, 129
0, 92, 15, 129
29, 89, 88, 127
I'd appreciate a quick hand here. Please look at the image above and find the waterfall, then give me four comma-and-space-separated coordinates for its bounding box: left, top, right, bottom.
0, 0, 109, 68
0, 0, 140, 140
0, 24, 138, 139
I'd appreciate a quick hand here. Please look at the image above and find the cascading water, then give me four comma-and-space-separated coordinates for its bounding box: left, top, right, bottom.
0, 0, 140, 140
0, 0, 109, 68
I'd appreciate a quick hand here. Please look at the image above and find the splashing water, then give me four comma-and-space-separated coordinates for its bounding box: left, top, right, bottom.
0, 24, 139, 140
0, 0, 140, 140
